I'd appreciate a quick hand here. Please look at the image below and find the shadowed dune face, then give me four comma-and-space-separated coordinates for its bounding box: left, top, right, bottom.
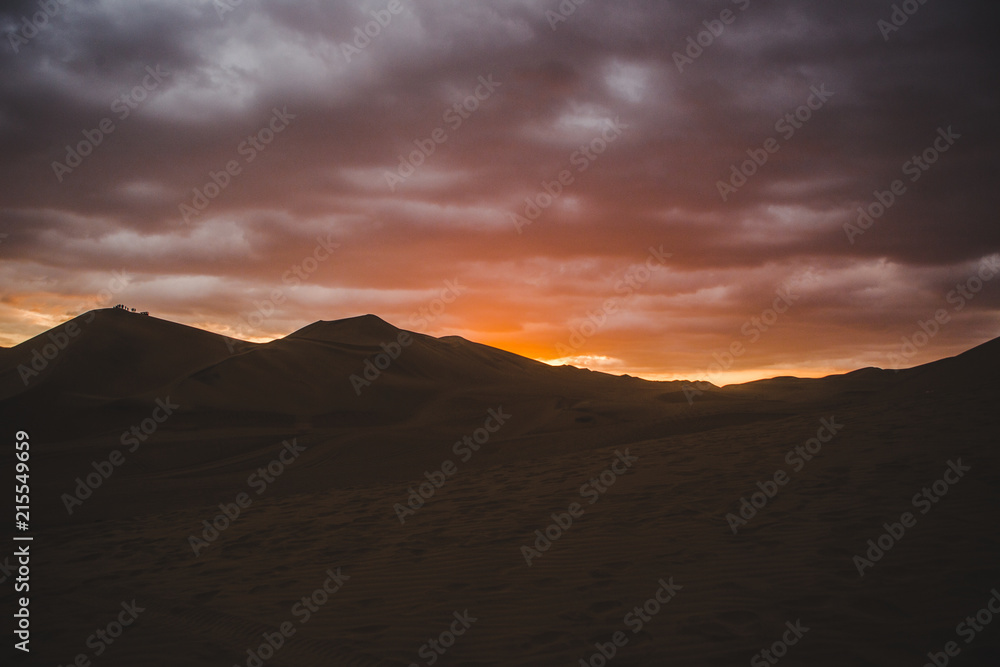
3, 310, 706, 436
0, 308, 247, 403
4, 311, 1000, 665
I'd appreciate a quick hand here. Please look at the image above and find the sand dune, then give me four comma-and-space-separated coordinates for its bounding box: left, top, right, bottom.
4, 310, 999, 665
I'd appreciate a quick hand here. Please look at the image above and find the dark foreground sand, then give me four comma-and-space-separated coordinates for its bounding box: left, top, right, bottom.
3, 310, 999, 666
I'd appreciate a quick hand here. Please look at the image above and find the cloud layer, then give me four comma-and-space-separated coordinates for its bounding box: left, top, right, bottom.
2, 0, 999, 383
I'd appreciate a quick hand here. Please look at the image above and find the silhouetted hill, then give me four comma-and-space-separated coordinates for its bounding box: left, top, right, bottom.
2, 309, 998, 441
0, 308, 244, 403
13, 313, 1000, 667
0, 310, 687, 439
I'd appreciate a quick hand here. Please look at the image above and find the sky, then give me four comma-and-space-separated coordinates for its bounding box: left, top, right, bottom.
1, 0, 999, 385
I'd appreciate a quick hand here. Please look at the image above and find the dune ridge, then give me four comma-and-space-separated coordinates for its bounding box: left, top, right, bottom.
4, 311, 999, 665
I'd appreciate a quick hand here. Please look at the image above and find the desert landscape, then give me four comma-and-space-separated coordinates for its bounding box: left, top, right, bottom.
2, 309, 998, 665
3, 0, 999, 665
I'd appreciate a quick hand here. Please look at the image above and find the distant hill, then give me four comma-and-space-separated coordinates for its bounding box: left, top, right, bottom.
1, 309, 997, 440
0, 311, 694, 439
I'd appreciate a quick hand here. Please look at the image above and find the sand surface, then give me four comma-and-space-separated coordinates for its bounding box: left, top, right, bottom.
4, 310, 999, 665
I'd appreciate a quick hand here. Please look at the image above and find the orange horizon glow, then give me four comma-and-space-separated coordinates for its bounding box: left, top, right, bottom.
1, 300, 984, 388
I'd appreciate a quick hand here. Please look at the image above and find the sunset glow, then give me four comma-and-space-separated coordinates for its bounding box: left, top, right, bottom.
2, 0, 998, 384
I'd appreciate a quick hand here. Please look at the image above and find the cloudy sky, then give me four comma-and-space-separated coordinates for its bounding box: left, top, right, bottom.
1, 0, 998, 384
